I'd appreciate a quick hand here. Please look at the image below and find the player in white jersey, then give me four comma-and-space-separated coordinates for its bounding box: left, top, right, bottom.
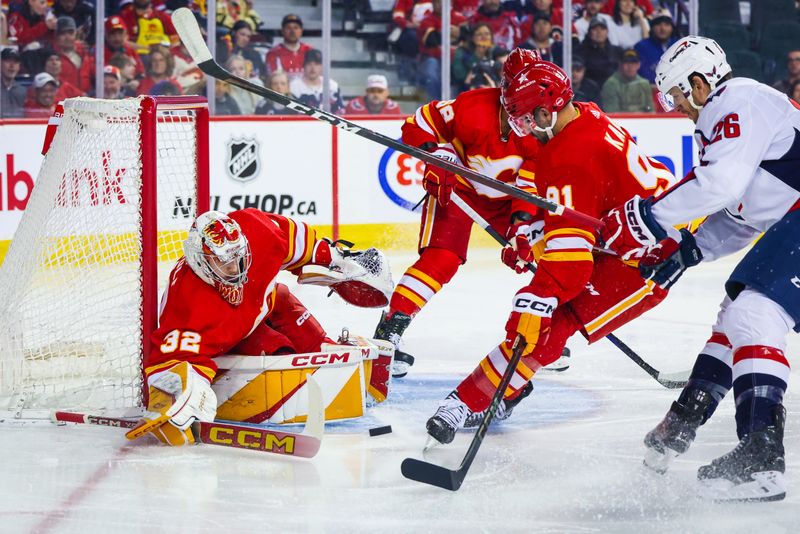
599, 36, 800, 502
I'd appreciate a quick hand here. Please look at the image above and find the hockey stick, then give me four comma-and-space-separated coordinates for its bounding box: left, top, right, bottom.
401, 336, 526, 490
170, 8, 602, 230
450, 192, 689, 389
53, 376, 325, 457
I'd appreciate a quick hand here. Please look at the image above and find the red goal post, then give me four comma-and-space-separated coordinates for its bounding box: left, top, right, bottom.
0, 96, 209, 420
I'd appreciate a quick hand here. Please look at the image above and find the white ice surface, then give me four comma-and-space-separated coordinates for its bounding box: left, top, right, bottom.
1, 248, 798, 533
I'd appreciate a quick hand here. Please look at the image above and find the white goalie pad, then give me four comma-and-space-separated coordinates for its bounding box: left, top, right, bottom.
298, 247, 394, 308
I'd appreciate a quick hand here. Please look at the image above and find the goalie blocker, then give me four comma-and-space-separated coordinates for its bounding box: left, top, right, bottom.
212, 334, 395, 424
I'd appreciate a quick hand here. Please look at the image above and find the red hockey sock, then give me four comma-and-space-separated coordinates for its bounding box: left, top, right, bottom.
388, 247, 462, 317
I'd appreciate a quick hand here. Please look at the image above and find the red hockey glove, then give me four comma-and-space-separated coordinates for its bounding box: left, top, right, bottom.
639, 229, 703, 290
599, 195, 668, 260
423, 147, 461, 207
500, 218, 544, 274
505, 288, 557, 353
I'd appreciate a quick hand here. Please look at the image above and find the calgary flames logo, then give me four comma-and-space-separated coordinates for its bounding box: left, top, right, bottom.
202, 219, 241, 248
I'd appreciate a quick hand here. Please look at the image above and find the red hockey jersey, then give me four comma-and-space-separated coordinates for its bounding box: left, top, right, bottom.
145, 209, 319, 382
529, 102, 676, 302
402, 87, 540, 215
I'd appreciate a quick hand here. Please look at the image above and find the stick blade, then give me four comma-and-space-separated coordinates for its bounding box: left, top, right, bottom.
171, 8, 212, 64
401, 458, 463, 491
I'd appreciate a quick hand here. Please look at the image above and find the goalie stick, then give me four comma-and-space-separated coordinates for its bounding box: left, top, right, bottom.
400, 336, 526, 491
450, 192, 689, 389
170, 7, 602, 231
53, 376, 325, 458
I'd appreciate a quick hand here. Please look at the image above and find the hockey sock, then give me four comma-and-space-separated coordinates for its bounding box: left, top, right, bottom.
456, 341, 537, 412
388, 247, 461, 317
732, 345, 789, 439
685, 333, 733, 422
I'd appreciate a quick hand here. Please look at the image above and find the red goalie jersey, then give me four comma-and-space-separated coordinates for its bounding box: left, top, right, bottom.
145, 209, 321, 382
529, 102, 676, 304
402, 87, 541, 215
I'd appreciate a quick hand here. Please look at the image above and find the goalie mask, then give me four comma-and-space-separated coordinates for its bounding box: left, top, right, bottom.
184, 211, 252, 305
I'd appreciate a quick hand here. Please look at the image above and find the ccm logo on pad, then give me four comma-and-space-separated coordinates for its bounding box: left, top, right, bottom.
291, 352, 352, 367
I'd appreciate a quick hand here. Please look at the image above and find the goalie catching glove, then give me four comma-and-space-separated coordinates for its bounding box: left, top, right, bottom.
297, 239, 394, 308
125, 361, 217, 446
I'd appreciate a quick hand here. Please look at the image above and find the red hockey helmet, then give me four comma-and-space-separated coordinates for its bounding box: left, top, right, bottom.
501, 61, 573, 138
501, 48, 542, 89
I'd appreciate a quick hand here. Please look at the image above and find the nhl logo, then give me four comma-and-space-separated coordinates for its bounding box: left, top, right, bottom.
226, 137, 260, 182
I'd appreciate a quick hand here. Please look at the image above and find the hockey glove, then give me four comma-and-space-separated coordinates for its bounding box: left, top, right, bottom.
125, 361, 217, 446
423, 146, 461, 207
599, 195, 672, 260
505, 288, 557, 353
501, 216, 544, 274
639, 229, 703, 290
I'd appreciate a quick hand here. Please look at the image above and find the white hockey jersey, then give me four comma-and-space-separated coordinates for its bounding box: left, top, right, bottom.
651, 78, 800, 261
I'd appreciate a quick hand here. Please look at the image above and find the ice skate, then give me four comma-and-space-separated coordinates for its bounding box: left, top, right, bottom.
697, 406, 786, 502
425, 391, 472, 446
373, 311, 415, 378
643, 388, 713, 474
540, 347, 571, 373
463, 381, 534, 428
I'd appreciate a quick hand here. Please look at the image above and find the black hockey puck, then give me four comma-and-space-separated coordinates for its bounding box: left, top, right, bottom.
369, 425, 392, 437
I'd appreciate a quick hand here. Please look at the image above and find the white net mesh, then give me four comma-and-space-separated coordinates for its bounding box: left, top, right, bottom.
0, 97, 204, 415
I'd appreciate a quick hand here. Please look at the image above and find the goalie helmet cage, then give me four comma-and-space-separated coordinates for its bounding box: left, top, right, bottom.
0, 96, 209, 419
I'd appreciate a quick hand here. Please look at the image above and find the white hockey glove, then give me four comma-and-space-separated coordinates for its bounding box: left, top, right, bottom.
126, 361, 217, 446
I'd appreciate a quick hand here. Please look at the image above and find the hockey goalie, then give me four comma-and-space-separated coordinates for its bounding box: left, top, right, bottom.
126, 208, 394, 446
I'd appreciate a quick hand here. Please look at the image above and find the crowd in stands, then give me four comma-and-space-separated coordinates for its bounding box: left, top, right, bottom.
1, 0, 799, 118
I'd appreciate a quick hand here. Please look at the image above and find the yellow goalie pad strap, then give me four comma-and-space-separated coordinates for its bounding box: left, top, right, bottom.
214, 362, 365, 424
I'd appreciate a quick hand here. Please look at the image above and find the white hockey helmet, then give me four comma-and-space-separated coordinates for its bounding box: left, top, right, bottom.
655, 36, 731, 111
184, 211, 252, 300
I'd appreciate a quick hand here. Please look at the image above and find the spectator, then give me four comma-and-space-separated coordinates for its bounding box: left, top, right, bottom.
773, 50, 800, 96
255, 70, 293, 115
289, 48, 344, 113
120, 0, 179, 55
266, 14, 312, 80
1, 47, 26, 118
571, 56, 600, 103
789, 79, 800, 104
8, 0, 57, 49
389, 0, 433, 81
453, 22, 496, 92
517, 0, 566, 30
52, 0, 94, 44
23, 72, 58, 118
574, 0, 613, 43
225, 54, 260, 114
600, 48, 652, 112
455, 0, 480, 18
216, 0, 262, 32
215, 77, 241, 115
41, 49, 83, 99
634, 9, 675, 83
599, 0, 654, 17
53, 17, 91, 93
109, 52, 140, 96
519, 13, 563, 65
608, 0, 649, 50
578, 17, 623, 87
103, 65, 124, 99
418, 0, 467, 100
345, 74, 403, 115
137, 44, 181, 95
218, 20, 265, 80
149, 79, 182, 95
470, 0, 519, 51
103, 16, 145, 78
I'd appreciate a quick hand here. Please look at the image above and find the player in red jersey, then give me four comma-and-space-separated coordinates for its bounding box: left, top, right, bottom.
373, 48, 544, 378
125, 209, 393, 445
425, 60, 678, 445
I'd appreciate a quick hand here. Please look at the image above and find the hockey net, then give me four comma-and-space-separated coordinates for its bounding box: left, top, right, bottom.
0, 96, 209, 419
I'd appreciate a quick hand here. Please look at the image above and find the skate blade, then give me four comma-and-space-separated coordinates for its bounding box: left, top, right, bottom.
422, 435, 442, 453
697, 471, 786, 502
643, 447, 679, 475
539, 355, 570, 373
